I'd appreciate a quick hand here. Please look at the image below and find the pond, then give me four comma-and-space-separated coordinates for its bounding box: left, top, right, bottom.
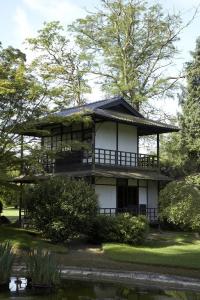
0, 277, 200, 299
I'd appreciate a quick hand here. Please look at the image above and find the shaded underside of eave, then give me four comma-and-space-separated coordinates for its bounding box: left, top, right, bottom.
93, 109, 179, 135
92, 169, 172, 181
11, 169, 172, 183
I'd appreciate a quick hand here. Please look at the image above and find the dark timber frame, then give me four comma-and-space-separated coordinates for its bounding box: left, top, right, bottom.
157, 133, 160, 167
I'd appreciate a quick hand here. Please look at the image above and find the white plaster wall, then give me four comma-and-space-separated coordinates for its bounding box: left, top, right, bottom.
139, 187, 147, 205
95, 185, 116, 209
148, 181, 158, 208
95, 122, 116, 150
118, 124, 137, 153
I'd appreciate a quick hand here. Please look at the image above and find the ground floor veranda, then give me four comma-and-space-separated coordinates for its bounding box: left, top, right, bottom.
12, 168, 169, 224
94, 176, 159, 222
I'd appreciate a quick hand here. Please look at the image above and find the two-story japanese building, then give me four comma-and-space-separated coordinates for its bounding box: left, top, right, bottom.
16, 96, 179, 222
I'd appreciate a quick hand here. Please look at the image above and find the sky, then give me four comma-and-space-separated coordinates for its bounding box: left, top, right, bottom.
0, 0, 200, 115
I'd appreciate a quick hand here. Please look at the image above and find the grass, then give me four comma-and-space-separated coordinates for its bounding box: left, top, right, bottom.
103, 231, 200, 269
0, 226, 67, 254
0, 207, 67, 254
1, 220, 200, 278
2, 207, 19, 222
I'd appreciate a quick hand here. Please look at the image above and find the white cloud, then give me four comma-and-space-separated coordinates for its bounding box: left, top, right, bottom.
22, 0, 85, 24
13, 7, 37, 62
13, 7, 33, 42
13, 0, 86, 61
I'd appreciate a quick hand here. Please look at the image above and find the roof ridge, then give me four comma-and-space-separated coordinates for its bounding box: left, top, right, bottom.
60, 96, 121, 112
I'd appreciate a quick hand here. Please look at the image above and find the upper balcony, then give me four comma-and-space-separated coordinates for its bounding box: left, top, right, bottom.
43, 147, 158, 173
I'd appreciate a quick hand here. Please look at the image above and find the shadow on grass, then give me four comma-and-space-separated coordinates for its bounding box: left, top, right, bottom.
104, 232, 200, 269
0, 226, 67, 254
144, 231, 199, 248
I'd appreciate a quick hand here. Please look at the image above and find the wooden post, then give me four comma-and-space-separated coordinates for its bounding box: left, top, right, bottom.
19, 183, 23, 227
116, 122, 118, 165
19, 135, 24, 227
91, 121, 95, 171
157, 133, 160, 168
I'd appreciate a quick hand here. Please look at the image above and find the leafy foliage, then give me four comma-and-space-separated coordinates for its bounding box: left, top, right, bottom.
159, 181, 200, 230
160, 37, 200, 176
27, 21, 91, 108
180, 37, 200, 172
0, 200, 2, 215
160, 132, 185, 178
89, 214, 149, 245
0, 38, 92, 182
26, 177, 98, 242
26, 248, 60, 287
0, 242, 14, 284
0, 216, 11, 225
116, 214, 149, 245
185, 174, 200, 188
71, 0, 183, 109
0, 43, 51, 188
88, 215, 119, 243
0, 187, 19, 208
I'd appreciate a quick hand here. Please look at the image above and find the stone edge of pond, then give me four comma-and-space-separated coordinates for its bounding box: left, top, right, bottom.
13, 265, 200, 292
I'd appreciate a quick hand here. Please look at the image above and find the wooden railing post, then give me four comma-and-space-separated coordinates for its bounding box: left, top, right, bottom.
157, 133, 160, 168
42, 147, 159, 171
91, 123, 95, 170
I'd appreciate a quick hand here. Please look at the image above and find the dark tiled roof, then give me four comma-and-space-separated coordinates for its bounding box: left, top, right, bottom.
57, 96, 123, 116
57, 96, 144, 118
17, 96, 179, 136
53, 96, 180, 135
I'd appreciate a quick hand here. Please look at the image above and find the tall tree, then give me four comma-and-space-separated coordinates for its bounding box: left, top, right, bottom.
27, 21, 91, 109
160, 37, 200, 176
0, 43, 48, 183
180, 37, 200, 172
70, 0, 188, 110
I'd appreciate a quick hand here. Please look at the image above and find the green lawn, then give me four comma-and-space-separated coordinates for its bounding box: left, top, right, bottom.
1, 208, 67, 254
1, 220, 200, 273
2, 207, 19, 222
103, 231, 200, 269
0, 226, 67, 254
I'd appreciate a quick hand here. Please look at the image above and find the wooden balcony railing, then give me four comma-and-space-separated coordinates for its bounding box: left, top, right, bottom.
42, 148, 158, 173
99, 207, 158, 223
92, 148, 158, 168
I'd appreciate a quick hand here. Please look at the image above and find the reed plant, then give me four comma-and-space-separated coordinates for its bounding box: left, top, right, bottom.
26, 248, 60, 287
0, 242, 14, 284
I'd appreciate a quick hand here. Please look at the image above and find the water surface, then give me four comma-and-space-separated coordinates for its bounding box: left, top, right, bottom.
0, 277, 200, 299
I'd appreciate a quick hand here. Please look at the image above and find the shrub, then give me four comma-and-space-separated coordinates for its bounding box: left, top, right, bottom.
26, 177, 98, 242
0, 200, 3, 215
0, 187, 19, 208
116, 214, 149, 245
159, 181, 200, 231
26, 249, 60, 287
88, 215, 118, 243
0, 216, 11, 226
185, 174, 200, 188
88, 213, 149, 245
0, 242, 14, 284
